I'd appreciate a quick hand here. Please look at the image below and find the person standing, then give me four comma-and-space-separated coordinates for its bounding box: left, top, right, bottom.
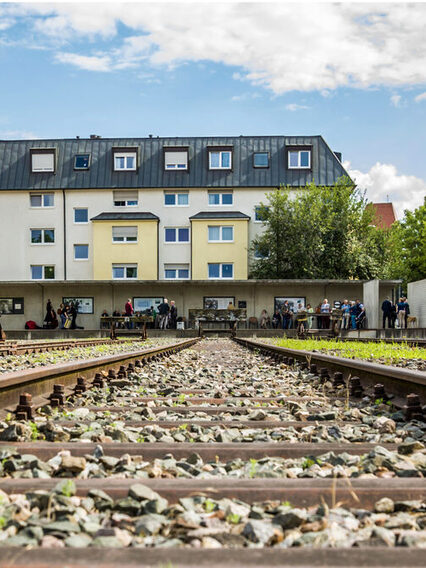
69, 302, 77, 329
349, 301, 357, 330
403, 297, 410, 329
320, 298, 331, 329
381, 297, 393, 329
44, 299, 54, 329
341, 299, 350, 330
125, 298, 134, 329
281, 301, 291, 330
57, 303, 66, 329
169, 300, 177, 329
158, 298, 170, 330
396, 297, 407, 329
306, 303, 314, 329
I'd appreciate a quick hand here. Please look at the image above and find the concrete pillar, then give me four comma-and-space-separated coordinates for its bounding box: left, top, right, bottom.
407, 278, 426, 327
363, 279, 379, 329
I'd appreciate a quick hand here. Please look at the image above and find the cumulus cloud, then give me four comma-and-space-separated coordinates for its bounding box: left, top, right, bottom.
285, 103, 310, 111
345, 161, 426, 218
0, 129, 39, 139
390, 95, 402, 108
55, 53, 112, 72
414, 92, 426, 103
3, 3, 426, 94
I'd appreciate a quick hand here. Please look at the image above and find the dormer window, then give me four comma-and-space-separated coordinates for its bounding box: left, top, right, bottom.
287, 148, 311, 169
164, 148, 188, 170
31, 149, 56, 173
208, 148, 232, 170
74, 154, 90, 170
113, 148, 138, 171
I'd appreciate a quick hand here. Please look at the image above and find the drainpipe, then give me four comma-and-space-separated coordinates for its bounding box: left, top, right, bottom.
62, 189, 67, 280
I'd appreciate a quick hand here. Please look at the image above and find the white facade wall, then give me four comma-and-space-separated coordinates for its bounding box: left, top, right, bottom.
1, 187, 273, 282
407, 279, 426, 327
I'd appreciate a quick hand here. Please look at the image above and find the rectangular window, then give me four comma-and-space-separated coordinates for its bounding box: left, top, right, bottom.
208, 192, 233, 205
74, 208, 88, 223
164, 192, 189, 206
288, 149, 311, 169
164, 150, 188, 170
208, 225, 234, 242
164, 227, 190, 243
113, 151, 137, 171
74, 154, 90, 169
164, 264, 190, 279
31, 150, 55, 173
208, 263, 233, 279
31, 228, 55, 244
31, 265, 55, 280
254, 246, 268, 259
30, 193, 54, 207
209, 150, 232, 170
74, 244, 89, 259
253, 152, 269, 168
254, 205, 269, 222
112, 226, 138, 242
113, 190, 138, 207
112, 264, 137, 279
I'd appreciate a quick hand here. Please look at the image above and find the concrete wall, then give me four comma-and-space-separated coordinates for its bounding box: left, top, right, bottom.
363, 279, 379, 329
408, 278, 426, 327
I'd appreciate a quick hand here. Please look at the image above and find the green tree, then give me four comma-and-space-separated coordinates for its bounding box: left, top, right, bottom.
250, 177, 387, 279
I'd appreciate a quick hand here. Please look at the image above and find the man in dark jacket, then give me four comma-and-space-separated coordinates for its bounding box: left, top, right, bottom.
381, 297, 393, 329
158, 298, 170, 330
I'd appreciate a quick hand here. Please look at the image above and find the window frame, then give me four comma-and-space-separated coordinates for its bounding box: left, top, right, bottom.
74, 208, 89, 224
31, 265, 55, 280
164, 265, 190, 279
30, 193, 55, 208
112, 148, 138, 172
73, 244, 89, 260
208, 149, 233, 170
74, 154, 91, 170
30, 228, 55, 245
112, 264, 138, 280
254, 205, 269, 223
208, 192, 233, 206
112, 226, 138, 244
163, 192, 189, 207
208, 225, 234, 243
287, 148, 312, 169
164, 147, 189, 171
30, 148, 56, 173
113, 191, 139, 207
253, 152, 270, 168
164, 227, 190, 244
208, 263, 234, 280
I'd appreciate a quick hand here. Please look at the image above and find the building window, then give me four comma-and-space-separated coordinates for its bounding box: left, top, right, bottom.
74, 244, 89, 260
254, 246, 268, 259
74, 208, 88, 223
113, 191, 138, 207
164, 264, 190, 279
209, 150, 232, 170
164, 150, 188, 170
208, 263, 233, 279
31, 150, 55, 173
288, 149, 311, 169
253, 152, 269, 168
113, 151, 137, 171
74, 154, 90, 170
164, 227, 190, 243
208, 192, 233, 206
112, 226, 138, 243
31, 265, 55, 280
254, 205, 269, 222
30, 228, 55, 244
30, 193, 54, 208
112, 264, 137, 279
208, 226, 233, 242
164, 192, 189, 206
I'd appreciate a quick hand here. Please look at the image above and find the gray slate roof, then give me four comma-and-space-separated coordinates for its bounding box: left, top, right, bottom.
91, 212, 159, 221
0, 135, 349, 191
190, 211, 250, 220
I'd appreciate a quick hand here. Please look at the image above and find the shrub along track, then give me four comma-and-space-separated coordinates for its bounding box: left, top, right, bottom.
0, 338, 424, 567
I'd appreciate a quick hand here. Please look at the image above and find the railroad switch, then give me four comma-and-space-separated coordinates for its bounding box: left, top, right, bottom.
48, 384, 65, 407
332, 371, 345, 388
73, 377, 87, 395
373, 383, 389, 402
349, 376, 364, 397
403, 393, 424, 421
14, 392, 34, 420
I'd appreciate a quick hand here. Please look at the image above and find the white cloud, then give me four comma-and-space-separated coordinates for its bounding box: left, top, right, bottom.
414, 92, 426, 103
0, 129, 39, 139
3, 3, 426, 94
231, 92, 261, 102
55, 52, 112, 72
345, 161, 426, 218
285, 103, 310, 111
390, 95, 402, 107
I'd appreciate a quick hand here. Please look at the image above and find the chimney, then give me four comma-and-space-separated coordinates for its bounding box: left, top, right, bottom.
90, 134, 102, 139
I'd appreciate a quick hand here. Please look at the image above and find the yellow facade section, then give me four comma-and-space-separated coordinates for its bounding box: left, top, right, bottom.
191, 219, 248, 280
92, 220, 158, 280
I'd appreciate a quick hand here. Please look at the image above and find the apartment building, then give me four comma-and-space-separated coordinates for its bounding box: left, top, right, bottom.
0, 134, 398, 328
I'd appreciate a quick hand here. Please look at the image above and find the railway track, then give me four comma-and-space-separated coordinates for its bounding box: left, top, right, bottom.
0, 337, 146, 356
0, 338, 424, 566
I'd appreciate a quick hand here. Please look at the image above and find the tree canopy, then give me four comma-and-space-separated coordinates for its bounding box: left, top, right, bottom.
250, 177, 389, 280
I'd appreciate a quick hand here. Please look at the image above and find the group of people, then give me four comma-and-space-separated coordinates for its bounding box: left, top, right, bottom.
103, 298, 179, 330
262, 298, 367, 331
43, 300, 81, 329
381, 297, 410, 329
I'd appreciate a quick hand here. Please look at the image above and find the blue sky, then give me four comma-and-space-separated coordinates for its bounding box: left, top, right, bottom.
0, 2, 425, 215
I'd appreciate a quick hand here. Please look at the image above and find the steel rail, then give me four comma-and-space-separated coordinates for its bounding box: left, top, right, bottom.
0, 337, 144, 356
234, 337, 426, 403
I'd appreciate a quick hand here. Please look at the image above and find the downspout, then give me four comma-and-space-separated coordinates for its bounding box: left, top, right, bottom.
62, 189, 67, 280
